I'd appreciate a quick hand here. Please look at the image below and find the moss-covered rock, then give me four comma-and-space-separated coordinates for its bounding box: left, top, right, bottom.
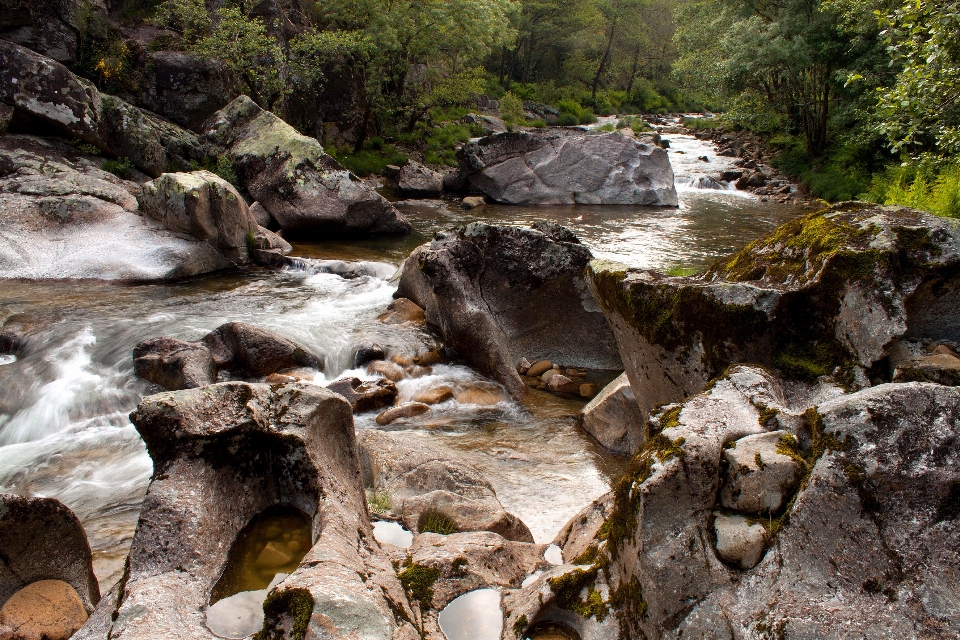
587, 204, 960, 424
203, 96, 410, 238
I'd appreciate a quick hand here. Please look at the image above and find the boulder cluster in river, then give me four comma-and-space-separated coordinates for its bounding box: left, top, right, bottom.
4, 203, 960, 639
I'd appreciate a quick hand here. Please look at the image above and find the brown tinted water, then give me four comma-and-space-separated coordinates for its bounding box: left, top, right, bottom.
0, 132, 813, 593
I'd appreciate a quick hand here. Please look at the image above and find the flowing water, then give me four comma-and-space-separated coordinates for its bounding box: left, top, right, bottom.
0, 128, 811, 595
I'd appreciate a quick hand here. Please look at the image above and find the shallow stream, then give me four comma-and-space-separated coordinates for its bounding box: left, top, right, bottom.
0, 129, 810, 595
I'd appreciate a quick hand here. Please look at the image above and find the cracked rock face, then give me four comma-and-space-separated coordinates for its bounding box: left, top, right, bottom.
457, 130, 678, 206
203, 96, 410, 238
587, 204, 960, 423
396, 222, 621, 398
77, 381, 416, 640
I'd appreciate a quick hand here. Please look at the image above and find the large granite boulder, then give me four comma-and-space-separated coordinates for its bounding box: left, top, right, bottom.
203, 96, 410, 237
587, 203, 960, 423
138, 51, 242, 131
0, 494, 100, 615
133, 321, 321, 390
457, 130, 677, 206
0, 41, 203, 177
138, 171, 259, 264
395, 161, 443, 196
509, 368, 960, 638
0, 135, 232, 280
396, 222, 622, 398
0, 0, 107, 65
77, 382, 417, 640
579, 372, 644, 455
357, 429, 533, 542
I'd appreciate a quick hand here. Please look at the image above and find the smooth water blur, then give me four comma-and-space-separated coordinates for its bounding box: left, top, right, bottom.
0, 130, 812, 591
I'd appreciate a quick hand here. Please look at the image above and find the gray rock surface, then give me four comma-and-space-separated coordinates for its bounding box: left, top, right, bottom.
457, 130, 677, 206
0, 0, 107, 64
396, 222, 622, 398
461, 113, 507, 135
713, 514, 768, 569
0, 494, 100, 615
138, 51, 241, 131
79, 381, 416, 640
357, 429, 533, 542
0, 40, 203, 177
133, 321, 321, 390
588, 204, 960, 424
719, 430, 804, 514
138, 171, 259, 263
579, 372, 645, 454
395, 161, 443, 196
0, 135, 232, 280
204, 96, 410, 237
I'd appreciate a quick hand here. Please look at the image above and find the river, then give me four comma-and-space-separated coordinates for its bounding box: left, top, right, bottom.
0, 127, 810, 592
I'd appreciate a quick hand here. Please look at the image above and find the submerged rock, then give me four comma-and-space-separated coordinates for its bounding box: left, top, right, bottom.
457, 130, 677, 206
133, 322, 321, 390
0, 494, 100, 616
397, 222, 621, 398
0, 579, 89, 640
579, 373, 644, 455
326, 376, 398, 413
587, 204, 960, 422
204, 96, 410, 237
82, 381, 416, 640
0, 41, 203, 177
357, 430, 533, 542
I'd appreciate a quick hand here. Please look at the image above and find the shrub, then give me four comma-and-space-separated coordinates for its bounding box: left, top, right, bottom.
102, 157, 135, 179
578, 111, 598, 125
557, 113, 580, 127
367, 489, 391, 515
499, 91, 525, 126
531, 119, 548, 129
328, 144, 408, 176
190, 154, 239, 186
74, 142, 101, 156
418, 509, 458, 535
599, 123, 616, 132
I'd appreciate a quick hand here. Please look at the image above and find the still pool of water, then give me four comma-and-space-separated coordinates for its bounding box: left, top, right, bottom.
437, 589, 503, 640
373, 520, 414, 548
0, 131, 812, 595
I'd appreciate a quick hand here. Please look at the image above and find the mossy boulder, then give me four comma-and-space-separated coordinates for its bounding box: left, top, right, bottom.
203, 96, 410, 238
0, 41, 203, 177
587, 203, 960, 424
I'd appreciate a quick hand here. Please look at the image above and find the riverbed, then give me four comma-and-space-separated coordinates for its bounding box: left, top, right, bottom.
0, 129, 811, 591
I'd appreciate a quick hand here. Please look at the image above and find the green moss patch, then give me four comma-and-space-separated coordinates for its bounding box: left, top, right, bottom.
256, 588, 314, 640
547, 567, 609, 622
398, 563, 441, 608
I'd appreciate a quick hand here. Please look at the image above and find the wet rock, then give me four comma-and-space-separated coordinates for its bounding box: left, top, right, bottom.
132, 336, 217, 390
893, 353, 960, 386
133, 322, 320, 390
417, 350, 443, 366
552, 492, 614, 564
375, 402, 431, 425
248, 225, 293, 266
460, 195, 486, 209
357, 430, 533, 542
403, 531, 546, 611
457, 130, 677, 206
367, 359, 406, 382
354, 344, 386, 368
712, 514, 768, 569
0, 41, 203, 177
326, 376, 398, 413
587, 204, 960, 423
202, 321, 320, 376
454, 386, 505, 406
396, 161, 443, 196
203, 96, 410, 237
137, 171, 259, 263
0, 580, 88, 640
579, 383, 596, 398
526, 360, 553, 377
413, 386, 454, 405
540, 368, 561, 383
719, 431, 804, 514
579, 372, 644, 455
397, 223, 621, 398
0, 494, 100, 615
377, 298, 426, 325
547, 374, 578, 393
90, 382, 416, 640
0, 135, 231, 281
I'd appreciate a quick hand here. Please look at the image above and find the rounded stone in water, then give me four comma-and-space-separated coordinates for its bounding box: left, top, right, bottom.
437, 589, 502, 640
372, 520, 413, 548
0, 354, 16, 366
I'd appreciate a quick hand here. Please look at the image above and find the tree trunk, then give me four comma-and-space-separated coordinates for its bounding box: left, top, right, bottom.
592, 20, 617, 100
